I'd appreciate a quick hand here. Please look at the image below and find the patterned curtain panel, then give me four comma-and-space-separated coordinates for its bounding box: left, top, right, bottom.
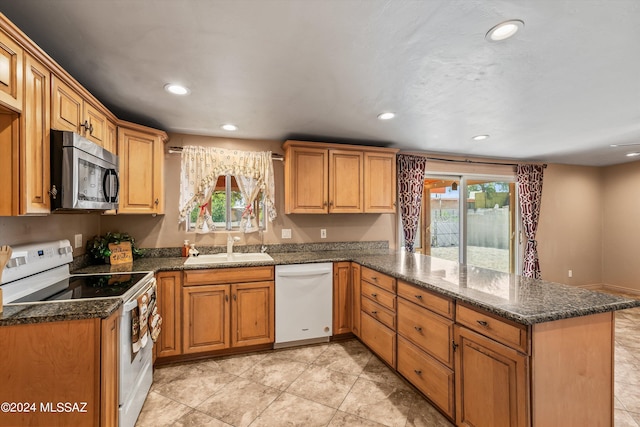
179, 146, 277, 227
517, 164, 544, 278
397, 154, 427, 252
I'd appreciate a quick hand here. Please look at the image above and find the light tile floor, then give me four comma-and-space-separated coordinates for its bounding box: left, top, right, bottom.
137, 303, 640, 427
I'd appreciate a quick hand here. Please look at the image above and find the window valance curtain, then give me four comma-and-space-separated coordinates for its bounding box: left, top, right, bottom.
178, 146, 277, 229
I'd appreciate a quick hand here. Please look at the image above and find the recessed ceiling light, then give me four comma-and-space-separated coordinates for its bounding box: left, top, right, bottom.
472, 135, 490, 141
485, 19, 524, 42
377, 112, 395, 120
221, 124, 238, 131
164, 84, 190, 95
626, 152, 640, 157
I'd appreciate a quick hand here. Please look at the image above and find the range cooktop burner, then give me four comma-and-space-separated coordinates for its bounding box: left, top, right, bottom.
13, 272, 149, 303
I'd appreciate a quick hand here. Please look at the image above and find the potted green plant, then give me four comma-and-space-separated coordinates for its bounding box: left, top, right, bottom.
86, 232, 144, 264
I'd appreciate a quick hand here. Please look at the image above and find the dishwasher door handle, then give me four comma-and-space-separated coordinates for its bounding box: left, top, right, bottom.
276, 270, 332, 278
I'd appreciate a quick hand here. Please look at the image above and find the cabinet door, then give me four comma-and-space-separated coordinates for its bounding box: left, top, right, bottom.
231, 281, 274, 347
105, 119, 117, 154
364, 152, 396, 213
0, 108, 19, 215
333, 261, 352, 335
0, 31, 23, 112
101, 310, 119, 427
51, 76, 82, 132
397, 336, 454, 419
284, 146, 328, 213
183, 285, 230, 353
455, 326, 528, 427
156, 271, 182, 358
84, 102, 108, 147
117, 126, 164, 214
360, 311, 396, 368
350, 263, 361, 337
21, 53, 51, 214
329, 150, 363, 213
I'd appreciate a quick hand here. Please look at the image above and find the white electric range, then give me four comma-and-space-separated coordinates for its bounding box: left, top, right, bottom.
0, 239, 156, 427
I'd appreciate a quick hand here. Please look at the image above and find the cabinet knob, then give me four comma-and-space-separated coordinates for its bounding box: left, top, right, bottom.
414, 369, 422, 375
80, 120, 90, 133
225, 294, 229, 302
323, 201, 328, 207
371, 293, 377, 298
477, 320, 489, 327
154, 198, 159, 206
371, 310, 378, 315
415, 294, 423, 300
414, 326, 422, 332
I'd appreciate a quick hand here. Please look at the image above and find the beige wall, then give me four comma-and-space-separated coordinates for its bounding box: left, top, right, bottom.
601, 161, 640, 292
536, 164, 603, 286
100, 133, 397, 249
0, 213, 101, 255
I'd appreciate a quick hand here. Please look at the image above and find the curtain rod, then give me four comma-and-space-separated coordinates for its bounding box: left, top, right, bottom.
424, 156, 547, 168
167, 146, 284, 161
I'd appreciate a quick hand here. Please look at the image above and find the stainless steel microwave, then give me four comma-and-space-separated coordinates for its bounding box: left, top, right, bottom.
50, 130, 119, 211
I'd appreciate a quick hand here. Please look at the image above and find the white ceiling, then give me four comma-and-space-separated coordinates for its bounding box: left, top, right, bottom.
2, 0, 640, 166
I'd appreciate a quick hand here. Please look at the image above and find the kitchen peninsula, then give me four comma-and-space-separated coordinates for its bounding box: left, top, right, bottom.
3, 246, 636, 427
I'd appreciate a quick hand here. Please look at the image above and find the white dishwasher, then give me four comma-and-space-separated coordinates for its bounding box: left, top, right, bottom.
275, 262, 333, 348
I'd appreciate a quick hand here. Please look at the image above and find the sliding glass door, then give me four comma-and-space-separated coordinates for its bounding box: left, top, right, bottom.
417, 175, 517, 273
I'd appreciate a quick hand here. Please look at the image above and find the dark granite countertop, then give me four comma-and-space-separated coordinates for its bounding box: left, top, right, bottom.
3, 246, 638, 326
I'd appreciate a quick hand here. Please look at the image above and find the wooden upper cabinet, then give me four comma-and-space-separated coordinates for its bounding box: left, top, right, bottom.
105, 119, 117, 155
21, 52, 51, 215
51, 76, 82, 132
283, 140, 398, 215
330, 150, 363, 213
284, 145, 328, 213
51, 76, 113, 151
117, 123, 166, 214
0, 30, 23, 112
364, 152, 396, 213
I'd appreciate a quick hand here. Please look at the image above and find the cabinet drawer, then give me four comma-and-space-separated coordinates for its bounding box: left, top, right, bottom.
361, 297, 395, 330
361, 280, 396, 311
456, 304, 528, 353
361, 267, 396, 292
184, 266, 274, 285
397, 298, 454, 368
397, 336, 454, 419
397, 280, 454, 320
360, 312, 396, 368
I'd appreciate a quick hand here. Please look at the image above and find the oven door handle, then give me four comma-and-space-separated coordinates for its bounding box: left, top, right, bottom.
123, 278, 156, 312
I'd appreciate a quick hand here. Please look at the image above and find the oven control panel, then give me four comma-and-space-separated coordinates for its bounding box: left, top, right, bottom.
1, 240, 74, 285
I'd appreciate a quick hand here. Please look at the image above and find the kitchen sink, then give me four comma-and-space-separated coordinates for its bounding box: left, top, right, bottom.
184, 252, 274, 265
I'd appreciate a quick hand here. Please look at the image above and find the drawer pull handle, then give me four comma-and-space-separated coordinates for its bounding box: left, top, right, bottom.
371, 311, 378, 315
371, 276, 378, 280
415, 295, 423, 300
414, 369, 422, 375
371, 293, 378, 298
477, 320, 489, 327
414, 326, 422, 332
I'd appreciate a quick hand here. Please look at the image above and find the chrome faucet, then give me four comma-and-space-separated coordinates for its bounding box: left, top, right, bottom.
227, 234, 241, 255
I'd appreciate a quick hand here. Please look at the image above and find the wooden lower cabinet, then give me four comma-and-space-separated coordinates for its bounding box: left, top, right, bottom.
231, 281, 274, 347
397, 336, 454, 419
155, 271, 182, 358
360, 311, 396, 368
350, 263, 361, 337
333, 261, 352, 335
183, 284, 230, 353
0, 312, 120, 426
180, 267, 275, 357
455, 325, 528, 427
